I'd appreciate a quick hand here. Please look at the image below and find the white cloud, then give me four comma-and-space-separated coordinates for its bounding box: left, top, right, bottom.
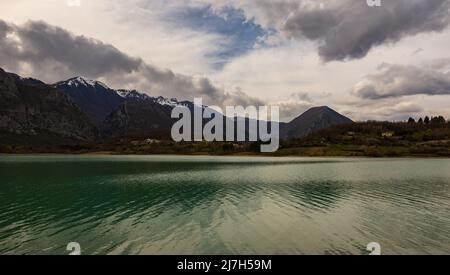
0, 0, 227, 76
1, 0, 450, 121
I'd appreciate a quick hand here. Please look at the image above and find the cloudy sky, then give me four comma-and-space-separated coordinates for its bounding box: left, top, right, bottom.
1, 0, 450, 121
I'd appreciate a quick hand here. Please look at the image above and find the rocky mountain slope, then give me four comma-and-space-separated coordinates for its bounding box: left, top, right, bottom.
0, 69, 97, 145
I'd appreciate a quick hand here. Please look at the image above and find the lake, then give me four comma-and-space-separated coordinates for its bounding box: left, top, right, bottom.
0, 155, 449, 255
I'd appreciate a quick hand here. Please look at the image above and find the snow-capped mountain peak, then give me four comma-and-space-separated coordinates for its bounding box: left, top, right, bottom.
117, 89, 182, 107
117, 89, 151, 101
56, 76, 187, 118
62, 77, 110, 90
156, 96, 179, 107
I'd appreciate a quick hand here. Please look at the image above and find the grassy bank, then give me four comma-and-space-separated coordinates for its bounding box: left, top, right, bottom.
2, 121, 450, 158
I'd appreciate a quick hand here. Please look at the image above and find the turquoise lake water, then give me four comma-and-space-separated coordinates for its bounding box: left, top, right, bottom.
0, 155, 449, 255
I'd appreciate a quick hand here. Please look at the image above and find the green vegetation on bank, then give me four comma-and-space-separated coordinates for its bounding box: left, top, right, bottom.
1, 117, 449, 157
278, 117, 450, 157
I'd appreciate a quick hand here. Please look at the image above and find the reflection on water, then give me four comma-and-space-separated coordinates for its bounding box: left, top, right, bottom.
0, 155, 449, 255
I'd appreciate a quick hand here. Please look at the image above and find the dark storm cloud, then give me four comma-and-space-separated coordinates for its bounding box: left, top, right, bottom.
282, 0, 450, 61
0, 20, 21, 72
0, 20, 142, 77
0, 19, 262, 107
0, 20, 12, 37
352, 63, 450, 99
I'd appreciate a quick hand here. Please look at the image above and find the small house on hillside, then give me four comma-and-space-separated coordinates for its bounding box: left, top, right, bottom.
381, 131, 394, 137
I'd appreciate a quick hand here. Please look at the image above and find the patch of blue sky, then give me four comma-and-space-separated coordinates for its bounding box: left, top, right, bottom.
166, 5, 268, 68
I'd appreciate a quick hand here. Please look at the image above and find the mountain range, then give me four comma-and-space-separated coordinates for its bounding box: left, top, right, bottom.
0, 68, 353, 146
0, 69, 97, 146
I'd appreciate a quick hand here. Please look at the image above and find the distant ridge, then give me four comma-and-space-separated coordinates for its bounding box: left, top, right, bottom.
281, 106, 353, 139
1, 68, 353, 145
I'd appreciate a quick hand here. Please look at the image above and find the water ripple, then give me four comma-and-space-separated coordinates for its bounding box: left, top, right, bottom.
0, 156, 449, 254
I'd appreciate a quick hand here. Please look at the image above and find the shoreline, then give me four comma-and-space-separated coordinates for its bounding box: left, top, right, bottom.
1, 152, 449, 160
